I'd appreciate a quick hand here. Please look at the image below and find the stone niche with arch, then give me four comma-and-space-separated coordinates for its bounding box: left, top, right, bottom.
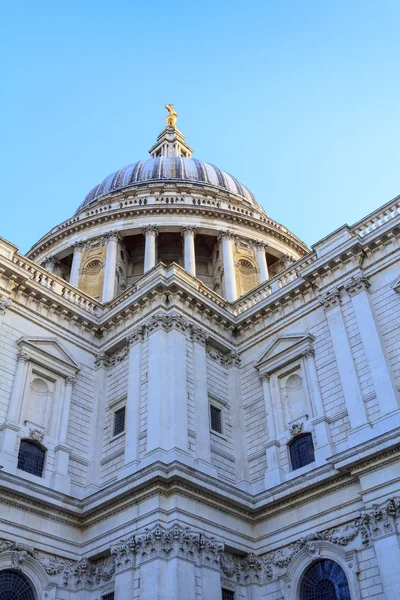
256, 332, 333, 480
233, 244, 259, 296
78, 242, 107, 299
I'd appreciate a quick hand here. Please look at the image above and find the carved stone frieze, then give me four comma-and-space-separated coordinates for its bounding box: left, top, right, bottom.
344, 274, 370, 297
110, 524, 224, 570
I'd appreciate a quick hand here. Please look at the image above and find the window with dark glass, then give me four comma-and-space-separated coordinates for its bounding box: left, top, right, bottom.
113, 407, 126, 436
210, 405, 222, 434
101, 593, 115, 600
0, 569, 35, 600
17, 439, 46, 477
289, 433, 315, 471
300, 559, 351, 600
221, 589, 235, 600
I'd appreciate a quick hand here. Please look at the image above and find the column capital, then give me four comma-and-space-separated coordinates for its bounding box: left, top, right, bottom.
71, 240, 87, 251
344, 274, 370, 297
181, 225, 197, 237
303, 346, 315, 359
65, 376, 76, 387
252, 240, 268, 250
143, 225, 159, 237
17, 350, 30, 363
127, 326, 144, 346
41, 256, 60, 270
259, 372, 271, 382
104, 230, 122, 243
318, 287, 341, 311
191, 325, 207, 346
217, 230, 236, 242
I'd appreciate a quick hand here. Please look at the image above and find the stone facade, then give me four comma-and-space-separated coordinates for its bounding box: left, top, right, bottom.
0, 116, 400, 599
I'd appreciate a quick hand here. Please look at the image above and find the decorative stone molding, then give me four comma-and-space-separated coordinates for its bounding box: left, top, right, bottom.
143, 225, 159, 237
318, 288, 341, 311
110, 524, 224, 570
104, 231, 122, 243
302, 347, 315, 359
219, 497, 400, 585
145, 312, 190, 334
344, 274, 370, 297
191, 325, 207, 346
0, 538, 116, 590
217, 230, 236, 242
126, 326, 145, 346
17, 350, 30, 363
0, 295, 12, 315
71, 240, 87, 251
289, 422, 304, 438
65, 376, 76, 387
29, 428, 45, 443
181, 225, 197, 237
252, 240, 268, 251
259, 373, 270, 382
206, 345, 241, 368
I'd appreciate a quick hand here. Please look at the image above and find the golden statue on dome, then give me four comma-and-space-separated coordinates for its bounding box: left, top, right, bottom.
165, 104, 178, 128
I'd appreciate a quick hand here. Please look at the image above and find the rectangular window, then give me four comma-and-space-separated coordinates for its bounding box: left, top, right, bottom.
210, 405, 222, 434
102, 593, 115, 600
113, 407, 126, 437
222, 589, 235, 600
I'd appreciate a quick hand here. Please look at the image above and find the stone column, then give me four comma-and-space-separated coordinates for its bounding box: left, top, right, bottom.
254, 242, 269, 283
261, 374, 284, 487
102, 232, 120, 303
191, 326, 215, 474
219, 232, 237, 302
303, 348, 332, 462
0, 350, 28, 462
85, 353, 108, 493
69, 242, 85, 287
319, 288, 369, 443
52, 376, 75, 494
120, 327, 144, 479
345, 274, 399, 416
181, 226, 196, 276
228, 352, 250, 483
143, 225, 158, 273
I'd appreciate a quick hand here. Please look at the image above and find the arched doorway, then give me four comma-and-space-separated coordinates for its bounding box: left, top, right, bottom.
300, 559, 351, 600
0, 570, 36, 600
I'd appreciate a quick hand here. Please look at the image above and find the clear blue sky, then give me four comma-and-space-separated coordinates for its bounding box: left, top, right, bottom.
1, 1, 400, 253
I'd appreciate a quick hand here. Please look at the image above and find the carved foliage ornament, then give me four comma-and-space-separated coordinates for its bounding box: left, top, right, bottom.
111, 524, 224, 570
318, 287, 341, 311
220, 497, 400, 584
289, 422, 304, 438
344, 274, 370, 297
206, 345, 241, 368
29, 428, 45, 443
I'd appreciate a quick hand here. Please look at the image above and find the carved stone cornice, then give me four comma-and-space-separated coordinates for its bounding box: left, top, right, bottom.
110, 524, 224, 570
143, 225, 159, 237
344, 274, 370, 297
318, 287, 341, 311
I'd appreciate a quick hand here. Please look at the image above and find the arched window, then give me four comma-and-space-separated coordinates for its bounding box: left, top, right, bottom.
17, 440, 46, 477
289, 433, 315, 471
300, 559, 351, 600
0, 570, 36, 600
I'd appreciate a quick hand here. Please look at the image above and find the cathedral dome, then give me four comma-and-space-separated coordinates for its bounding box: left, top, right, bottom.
77, 157, 264, 214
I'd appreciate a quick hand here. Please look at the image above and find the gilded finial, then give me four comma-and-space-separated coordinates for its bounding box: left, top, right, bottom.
165, 104, 178, 128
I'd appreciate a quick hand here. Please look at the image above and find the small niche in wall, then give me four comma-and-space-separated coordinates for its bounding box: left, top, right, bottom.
279, 367, 310, 424
24, 375, 54, 430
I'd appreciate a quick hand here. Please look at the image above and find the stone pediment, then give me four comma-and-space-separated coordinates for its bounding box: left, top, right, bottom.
17, 337, 80, 377
255, 333, 314, 376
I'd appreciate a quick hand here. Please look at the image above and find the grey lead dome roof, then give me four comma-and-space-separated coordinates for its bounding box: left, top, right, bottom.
77, 157, 266, 214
